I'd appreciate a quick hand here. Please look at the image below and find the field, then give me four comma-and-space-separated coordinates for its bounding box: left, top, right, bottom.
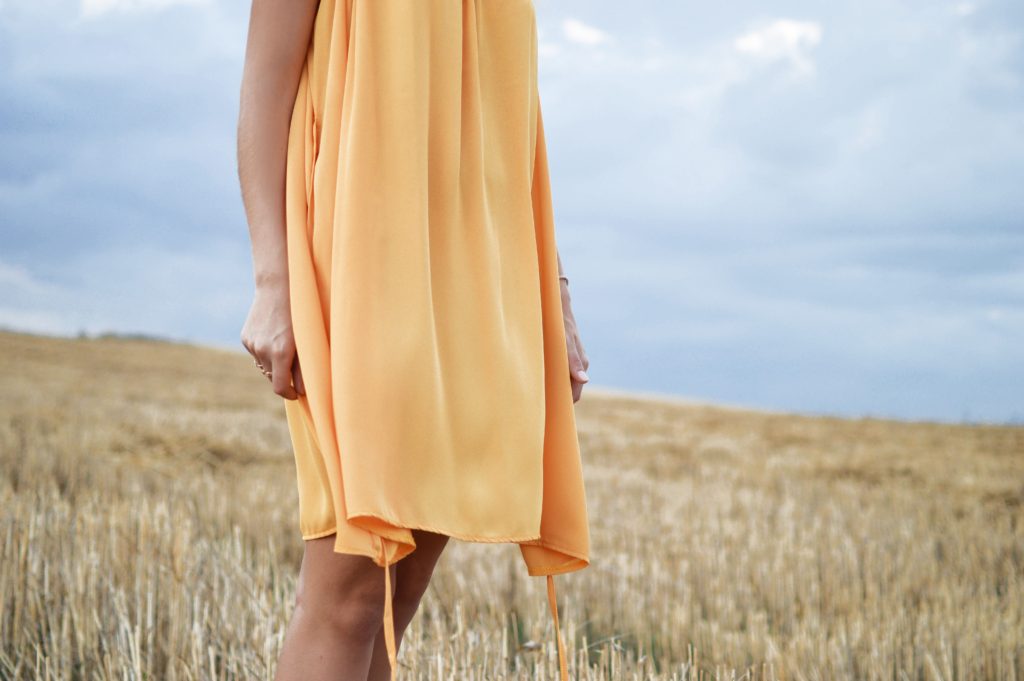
1, 328, 1021, 680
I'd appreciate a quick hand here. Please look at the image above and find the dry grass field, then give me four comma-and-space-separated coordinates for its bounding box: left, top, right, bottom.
1, 328, 1021, 680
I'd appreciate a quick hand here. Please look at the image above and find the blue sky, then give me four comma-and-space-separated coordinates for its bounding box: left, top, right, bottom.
1, 0, 1022, 423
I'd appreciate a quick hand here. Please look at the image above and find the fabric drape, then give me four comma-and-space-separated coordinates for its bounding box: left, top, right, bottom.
281, 2, 590, 678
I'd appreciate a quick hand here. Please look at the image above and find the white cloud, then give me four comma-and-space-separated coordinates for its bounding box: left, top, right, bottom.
733, 19, 823, 77
562, 17, 611, 46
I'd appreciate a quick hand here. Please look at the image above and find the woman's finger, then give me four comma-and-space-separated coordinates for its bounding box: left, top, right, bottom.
293, 355, 306, 396
253, 349, 272, 377
571, 376, 583, 403
566, 333, 587, 404
568, 338, 588, 384
576, 331, 590, 372
271, 348, 299, 400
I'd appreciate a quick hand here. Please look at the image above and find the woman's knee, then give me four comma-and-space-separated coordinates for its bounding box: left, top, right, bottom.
294, 541, 392, 642
296, 568, 388, 642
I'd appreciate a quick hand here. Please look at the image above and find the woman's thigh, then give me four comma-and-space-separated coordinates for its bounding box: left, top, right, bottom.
295, 536, 391, 633
395, 530, 449, 605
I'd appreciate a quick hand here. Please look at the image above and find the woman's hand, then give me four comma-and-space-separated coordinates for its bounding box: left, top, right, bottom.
560, 280, 590, 403
240, 278, 305, 400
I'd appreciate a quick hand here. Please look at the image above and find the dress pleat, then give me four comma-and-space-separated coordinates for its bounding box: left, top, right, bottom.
281, 2, 590, 678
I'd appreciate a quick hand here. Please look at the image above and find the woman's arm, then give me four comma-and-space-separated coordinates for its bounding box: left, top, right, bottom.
237, 0, 318, 287
237, 0, 319, 399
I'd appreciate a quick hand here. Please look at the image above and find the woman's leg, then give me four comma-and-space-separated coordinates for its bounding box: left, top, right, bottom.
274, 535, 394, 681
365, 529, 450, 681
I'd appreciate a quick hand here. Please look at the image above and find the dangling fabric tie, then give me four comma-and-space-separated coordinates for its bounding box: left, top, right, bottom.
382, 550, 398, 681
378, 546, 569, 681
546, 573, 569, 681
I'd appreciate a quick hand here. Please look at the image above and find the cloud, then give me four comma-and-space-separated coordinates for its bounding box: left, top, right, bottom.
562, 17, 611, 46
1, 0, 1022, 421
0, 243, 250, 343
733, 18, 823, 77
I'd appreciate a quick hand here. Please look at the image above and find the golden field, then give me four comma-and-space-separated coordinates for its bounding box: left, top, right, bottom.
1, 328, 1021, 680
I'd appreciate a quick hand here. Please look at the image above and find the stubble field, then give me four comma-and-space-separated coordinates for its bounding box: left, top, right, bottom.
1, 329, 1021, 680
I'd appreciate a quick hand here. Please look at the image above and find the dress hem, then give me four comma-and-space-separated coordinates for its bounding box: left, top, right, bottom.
345, 510, 547, 544
300, 520, 590, 575
301, 520, 542, 546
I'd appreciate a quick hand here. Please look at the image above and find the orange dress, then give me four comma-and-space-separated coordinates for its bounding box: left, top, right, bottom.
281, 1, 589, 679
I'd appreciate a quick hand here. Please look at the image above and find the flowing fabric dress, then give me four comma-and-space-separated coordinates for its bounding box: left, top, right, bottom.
280, 1, 590, 678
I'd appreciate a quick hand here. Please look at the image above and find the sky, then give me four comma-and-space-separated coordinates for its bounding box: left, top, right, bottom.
1, 0, 1022, 424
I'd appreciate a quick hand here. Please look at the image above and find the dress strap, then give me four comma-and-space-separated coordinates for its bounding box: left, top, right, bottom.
546, 573, 569, 681
382, 553, 398, 681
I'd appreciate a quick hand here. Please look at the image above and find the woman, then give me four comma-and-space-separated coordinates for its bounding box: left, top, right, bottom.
236, 1, 591, 680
